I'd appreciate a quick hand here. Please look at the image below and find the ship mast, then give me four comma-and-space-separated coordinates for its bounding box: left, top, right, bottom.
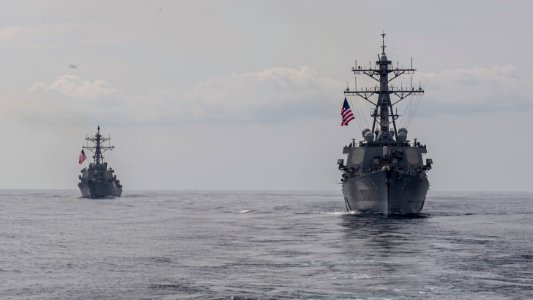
344, 33, 424, 143
83, 126, 114, 164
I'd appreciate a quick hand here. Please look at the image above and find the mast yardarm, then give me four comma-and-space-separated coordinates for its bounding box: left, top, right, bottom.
344, 33, 424, 143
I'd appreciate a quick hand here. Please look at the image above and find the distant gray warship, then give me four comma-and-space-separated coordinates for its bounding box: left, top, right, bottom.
78, 126, 122, 198
338, 34, 433, 214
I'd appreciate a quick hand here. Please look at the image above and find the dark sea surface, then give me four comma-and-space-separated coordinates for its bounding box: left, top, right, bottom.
0, 190, 532, 299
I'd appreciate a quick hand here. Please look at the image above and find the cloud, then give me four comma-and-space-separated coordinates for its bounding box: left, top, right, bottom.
22, 65, 533, 126
16, 67, 342, 125
0, 75, 121, 126
31, 75, 118, 98
417, 65, 533, 114
133, 66, 343, 122
0, 26, 33, 41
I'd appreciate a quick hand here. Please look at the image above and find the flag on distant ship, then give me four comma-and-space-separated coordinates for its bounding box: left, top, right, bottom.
79, 150, 87, 164
341, 98, 355, 126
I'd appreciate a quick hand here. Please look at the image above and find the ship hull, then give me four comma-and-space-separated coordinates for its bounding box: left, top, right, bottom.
342, 170, 428, 214
78, 181, 122, 199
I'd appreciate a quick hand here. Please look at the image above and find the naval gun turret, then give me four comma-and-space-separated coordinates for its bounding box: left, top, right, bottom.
78, 126, 122, 198
338, 33, 433, 214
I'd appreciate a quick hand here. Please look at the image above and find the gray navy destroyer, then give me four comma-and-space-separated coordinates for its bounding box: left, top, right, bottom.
338, 34, 433, 214
78, 126, 122, 198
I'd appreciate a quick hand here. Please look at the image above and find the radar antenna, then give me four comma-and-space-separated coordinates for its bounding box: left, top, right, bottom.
381, 31, 386, 55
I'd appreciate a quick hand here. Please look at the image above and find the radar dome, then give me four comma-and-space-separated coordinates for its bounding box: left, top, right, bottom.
398, 128, 408, 134
364, 131, 374, 142
362, 128, 370, 138
397, 132, 407, 143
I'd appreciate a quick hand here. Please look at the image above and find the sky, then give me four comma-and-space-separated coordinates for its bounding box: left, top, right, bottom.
1, 0, 532, 191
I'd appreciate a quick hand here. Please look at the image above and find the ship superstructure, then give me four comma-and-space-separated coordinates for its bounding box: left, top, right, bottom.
338, 34, 433, 214
78, 126, 122, 198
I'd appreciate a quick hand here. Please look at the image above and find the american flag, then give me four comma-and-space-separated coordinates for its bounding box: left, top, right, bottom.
79, 150, 87, 164
341, 98, 355, 126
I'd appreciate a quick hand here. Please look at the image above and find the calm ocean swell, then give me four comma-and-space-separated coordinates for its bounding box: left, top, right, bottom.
0, 190, 532, 299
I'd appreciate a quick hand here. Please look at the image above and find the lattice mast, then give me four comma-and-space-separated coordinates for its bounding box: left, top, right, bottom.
82, 126, 114, 164
344, 33, 424, 142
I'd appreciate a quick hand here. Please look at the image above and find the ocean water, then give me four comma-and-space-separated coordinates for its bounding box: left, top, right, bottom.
0, 190, 532, 299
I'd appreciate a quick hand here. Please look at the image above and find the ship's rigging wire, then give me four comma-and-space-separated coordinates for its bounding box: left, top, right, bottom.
399, 93, 423, 128
348, 95, 370, 131
393, 74, 423, 129
398, 97, 409, 128
350, 92, 423, 131
398, 93, 413, 128
349, 75, 423, 131
347, 96, 362, 130
406, 93, 423, 128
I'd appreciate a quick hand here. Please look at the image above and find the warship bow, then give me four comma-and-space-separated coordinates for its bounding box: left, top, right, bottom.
338, 34, 433, 214
78, 126, 122, 198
